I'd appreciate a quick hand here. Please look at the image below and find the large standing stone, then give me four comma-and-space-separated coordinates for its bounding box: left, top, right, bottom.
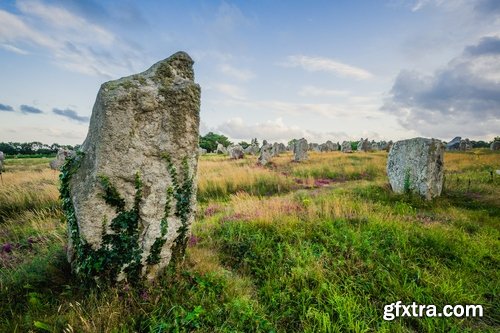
341, 141, 352, 153
293, 138, 308, 161
387, 138, 444, 200
228, 145, 244, 159
61, 52, 200, 282
257, 141, 273, 166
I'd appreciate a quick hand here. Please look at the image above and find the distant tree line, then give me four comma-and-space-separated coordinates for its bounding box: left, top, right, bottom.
0, 142, 75, 157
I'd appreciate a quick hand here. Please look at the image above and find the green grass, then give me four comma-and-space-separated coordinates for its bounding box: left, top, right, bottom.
0, 151, 499, 332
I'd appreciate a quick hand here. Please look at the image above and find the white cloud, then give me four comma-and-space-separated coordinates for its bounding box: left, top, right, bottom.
17, 0, 114, 44
213, 83, 246, 99
298, 85, 350, 97
218, 63, 255, 81
382, 35, 500, 139
216, 117, 303, 141
0, 43, 29, 55
0, 1, 144, 77
0, 9, 55, 48
211, 95, 383, 120
215, 117, 362, 143
282, 55, 373, 80
411, 0, 468, 12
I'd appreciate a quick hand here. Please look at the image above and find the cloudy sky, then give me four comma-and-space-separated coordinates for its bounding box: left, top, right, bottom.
0, 0, 499, 145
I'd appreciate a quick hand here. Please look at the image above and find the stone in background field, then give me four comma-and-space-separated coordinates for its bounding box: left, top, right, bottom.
293, 138, 308, 161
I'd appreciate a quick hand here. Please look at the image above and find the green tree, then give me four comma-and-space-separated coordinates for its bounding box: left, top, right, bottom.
238, 141, 250, 149
199, 132, 232, 153
471, 140, 489, 148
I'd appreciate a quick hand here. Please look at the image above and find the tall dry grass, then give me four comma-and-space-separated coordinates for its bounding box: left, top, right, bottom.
197, 156, 295, 201
0, 167, 60, 223
273, 151, 387, 181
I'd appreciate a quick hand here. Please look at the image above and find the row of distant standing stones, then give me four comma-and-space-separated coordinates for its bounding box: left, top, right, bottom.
0, 52, 498, 284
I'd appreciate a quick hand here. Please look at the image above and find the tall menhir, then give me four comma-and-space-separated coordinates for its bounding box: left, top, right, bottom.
60, 52, 200, 282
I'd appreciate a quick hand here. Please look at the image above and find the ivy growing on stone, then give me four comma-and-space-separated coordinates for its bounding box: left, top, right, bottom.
61, 150, 195, 282
147, 154, 195, 267
61, 157, 144, 284
60, 151, 84, 260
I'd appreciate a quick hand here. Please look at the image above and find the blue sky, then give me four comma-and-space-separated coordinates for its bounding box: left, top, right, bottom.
1, 0, 499, 145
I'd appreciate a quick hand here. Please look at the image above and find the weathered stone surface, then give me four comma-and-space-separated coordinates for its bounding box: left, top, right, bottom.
50, 148, 74, 170
387, 138, 444, 200
341, 141, 352, 153
293, 138, 308, 161
62, 52, 200, 282
257, 141, 273, 166
228, 145, 244, 159
492, 140, 500, 151
446, 136, 461, 150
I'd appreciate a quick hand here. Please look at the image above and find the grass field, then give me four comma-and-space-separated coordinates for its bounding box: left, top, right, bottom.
0, 150, 499, 332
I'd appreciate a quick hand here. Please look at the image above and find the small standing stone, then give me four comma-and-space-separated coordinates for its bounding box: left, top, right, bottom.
49, 148, 74, 170
357, 138, 370, 152
293, 138, 308, 161
216, 141, 227, 154
459, 139, 472, 151
228, 145, 244, 159
257, 141, 273, 166
320, 140, 338, 152
341, 141, 352, 153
